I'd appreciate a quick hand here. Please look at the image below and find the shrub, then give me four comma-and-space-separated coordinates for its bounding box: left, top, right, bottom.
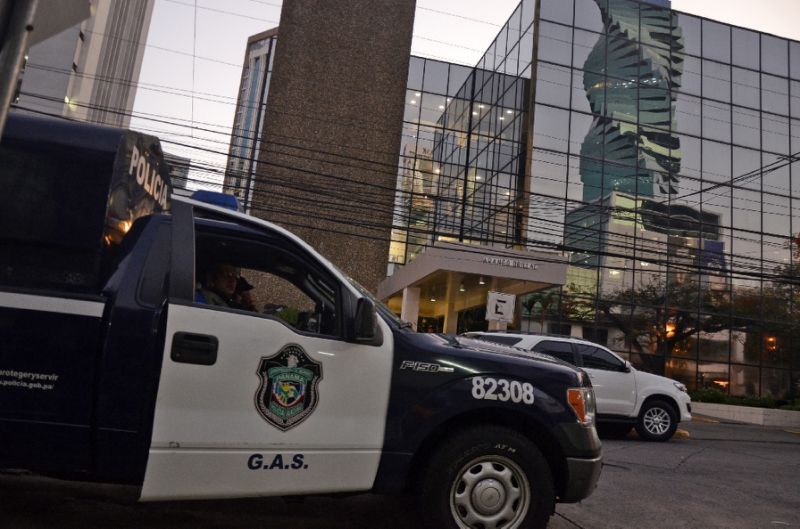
690, 388, 727, 404
690, 389, 798, 410
731, 394, 777, 409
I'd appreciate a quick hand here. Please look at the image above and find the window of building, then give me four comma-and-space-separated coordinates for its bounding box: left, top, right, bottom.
732, 28, 759, 70
547, 322, 572, 336
732, 67, 760, 109
538, 21, 573, 67
702, 20, 731, 64
790, 41, 800, 80
582, 327, 608, 346
762, 74, 790, 116
761, 34, 789, 77
575, 0, 604, 33
540, 0, 574, 26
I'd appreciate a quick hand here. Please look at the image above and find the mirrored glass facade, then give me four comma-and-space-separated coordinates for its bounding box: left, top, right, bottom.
392, 0, 800, 399
392, 1, 535, 270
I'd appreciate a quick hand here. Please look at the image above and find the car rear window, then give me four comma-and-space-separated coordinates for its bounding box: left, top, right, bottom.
475, 335, 523, 347
533, 340, 576, 364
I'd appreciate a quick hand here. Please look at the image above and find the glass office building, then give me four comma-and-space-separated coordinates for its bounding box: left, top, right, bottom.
390, 0, 800, 399
224, 29, 278, 212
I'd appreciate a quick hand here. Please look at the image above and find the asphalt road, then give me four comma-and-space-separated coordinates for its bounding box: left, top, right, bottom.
1, 419, 799, 529
551, 419, 800, 529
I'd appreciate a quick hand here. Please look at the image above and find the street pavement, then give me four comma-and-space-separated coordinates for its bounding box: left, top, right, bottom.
550, 419, 800, 529
1, 418, 798, 529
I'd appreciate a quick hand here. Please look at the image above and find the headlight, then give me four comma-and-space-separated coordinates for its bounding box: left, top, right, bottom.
673, 381, 688, 393
567, 387, 596, 427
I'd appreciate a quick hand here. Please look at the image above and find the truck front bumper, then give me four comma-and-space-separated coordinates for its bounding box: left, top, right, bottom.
559, 455, 603, 503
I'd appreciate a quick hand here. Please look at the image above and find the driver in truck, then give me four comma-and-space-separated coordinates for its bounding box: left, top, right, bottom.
195, 263, 238, 307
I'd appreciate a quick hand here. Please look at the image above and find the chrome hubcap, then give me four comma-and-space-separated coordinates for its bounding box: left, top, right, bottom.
644, 407, 671, 435
450, 456, 530, 529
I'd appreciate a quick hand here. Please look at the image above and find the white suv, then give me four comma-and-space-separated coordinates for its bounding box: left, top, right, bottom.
463, 332, 692, 442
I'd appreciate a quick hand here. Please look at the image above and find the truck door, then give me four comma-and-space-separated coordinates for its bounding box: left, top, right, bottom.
0, 291, 104, 473
140, 201, 393, 501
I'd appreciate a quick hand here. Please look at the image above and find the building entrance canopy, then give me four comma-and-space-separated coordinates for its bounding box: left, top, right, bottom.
378, 243, 567, 333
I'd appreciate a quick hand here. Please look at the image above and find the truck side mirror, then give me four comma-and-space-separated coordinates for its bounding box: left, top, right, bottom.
353, 297, 381, 345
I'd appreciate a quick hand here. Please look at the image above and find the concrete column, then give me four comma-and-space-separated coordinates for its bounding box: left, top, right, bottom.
253, 0, 417, 292
443, 273, 461, 335
488, 320, 509, 331
400, 286, 420, 331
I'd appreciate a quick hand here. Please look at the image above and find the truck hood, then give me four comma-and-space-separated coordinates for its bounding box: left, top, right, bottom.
389, 329, 589, 389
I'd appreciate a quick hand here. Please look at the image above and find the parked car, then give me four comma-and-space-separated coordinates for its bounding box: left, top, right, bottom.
463, 332, 692, 441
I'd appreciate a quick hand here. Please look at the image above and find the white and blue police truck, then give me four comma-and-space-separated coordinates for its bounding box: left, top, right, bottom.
0, 113, 602, 529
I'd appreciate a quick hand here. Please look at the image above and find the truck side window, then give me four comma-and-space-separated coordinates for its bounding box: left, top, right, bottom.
576, 344, 625, 372
237, 267, 338, 336
532, 341, 576, 364
193, 232, 340, 338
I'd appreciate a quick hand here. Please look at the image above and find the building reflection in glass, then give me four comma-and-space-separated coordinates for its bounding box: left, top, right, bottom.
389, 0, 799, 400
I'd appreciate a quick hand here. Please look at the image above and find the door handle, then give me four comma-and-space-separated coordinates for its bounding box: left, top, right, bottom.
171, 332, 218, 365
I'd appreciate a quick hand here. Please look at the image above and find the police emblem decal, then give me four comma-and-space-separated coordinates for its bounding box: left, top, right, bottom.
255, 344, 322, 431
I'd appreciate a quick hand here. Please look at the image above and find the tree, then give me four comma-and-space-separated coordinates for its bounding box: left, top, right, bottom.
593, 277, 731, 359
521, 289, 558, 331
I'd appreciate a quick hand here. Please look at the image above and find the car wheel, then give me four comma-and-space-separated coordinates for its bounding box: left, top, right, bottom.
635, 400, 678, 442
420, 426, 554, 529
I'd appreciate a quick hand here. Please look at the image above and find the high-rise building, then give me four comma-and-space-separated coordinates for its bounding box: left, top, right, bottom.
164, 153, 193, 198
223, 29, 278, 210
15, 0, 154, 128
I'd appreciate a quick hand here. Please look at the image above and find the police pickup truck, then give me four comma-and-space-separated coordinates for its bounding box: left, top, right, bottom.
0, 113, 601, 529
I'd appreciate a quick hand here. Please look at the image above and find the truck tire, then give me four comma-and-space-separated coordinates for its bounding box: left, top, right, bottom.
635, 399, 678, 442
420, 426, 554, 529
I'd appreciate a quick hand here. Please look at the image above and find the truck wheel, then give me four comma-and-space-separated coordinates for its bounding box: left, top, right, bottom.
635, 400, 678, 442
420, 426, 554, 529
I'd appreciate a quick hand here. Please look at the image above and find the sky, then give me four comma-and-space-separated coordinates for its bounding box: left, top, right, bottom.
130, 0, 800, 188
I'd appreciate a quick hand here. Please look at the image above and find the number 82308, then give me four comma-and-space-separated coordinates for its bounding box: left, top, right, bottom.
471, 376, 535, 405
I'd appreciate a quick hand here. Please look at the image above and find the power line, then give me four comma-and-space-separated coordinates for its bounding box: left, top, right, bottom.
18, 83, 792, 244
29, 48, 800, 212
161, 0, 280, 24
82, 28, 243, 69
14, 95, 800, 274
15, 90, 796, 276
174, 149, 793, 279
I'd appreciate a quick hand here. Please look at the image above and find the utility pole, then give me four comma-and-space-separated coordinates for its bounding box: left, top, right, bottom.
0, 0, 37, 138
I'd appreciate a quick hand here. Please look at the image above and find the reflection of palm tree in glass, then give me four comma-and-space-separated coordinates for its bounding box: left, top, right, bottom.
580, 0, 684, 203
